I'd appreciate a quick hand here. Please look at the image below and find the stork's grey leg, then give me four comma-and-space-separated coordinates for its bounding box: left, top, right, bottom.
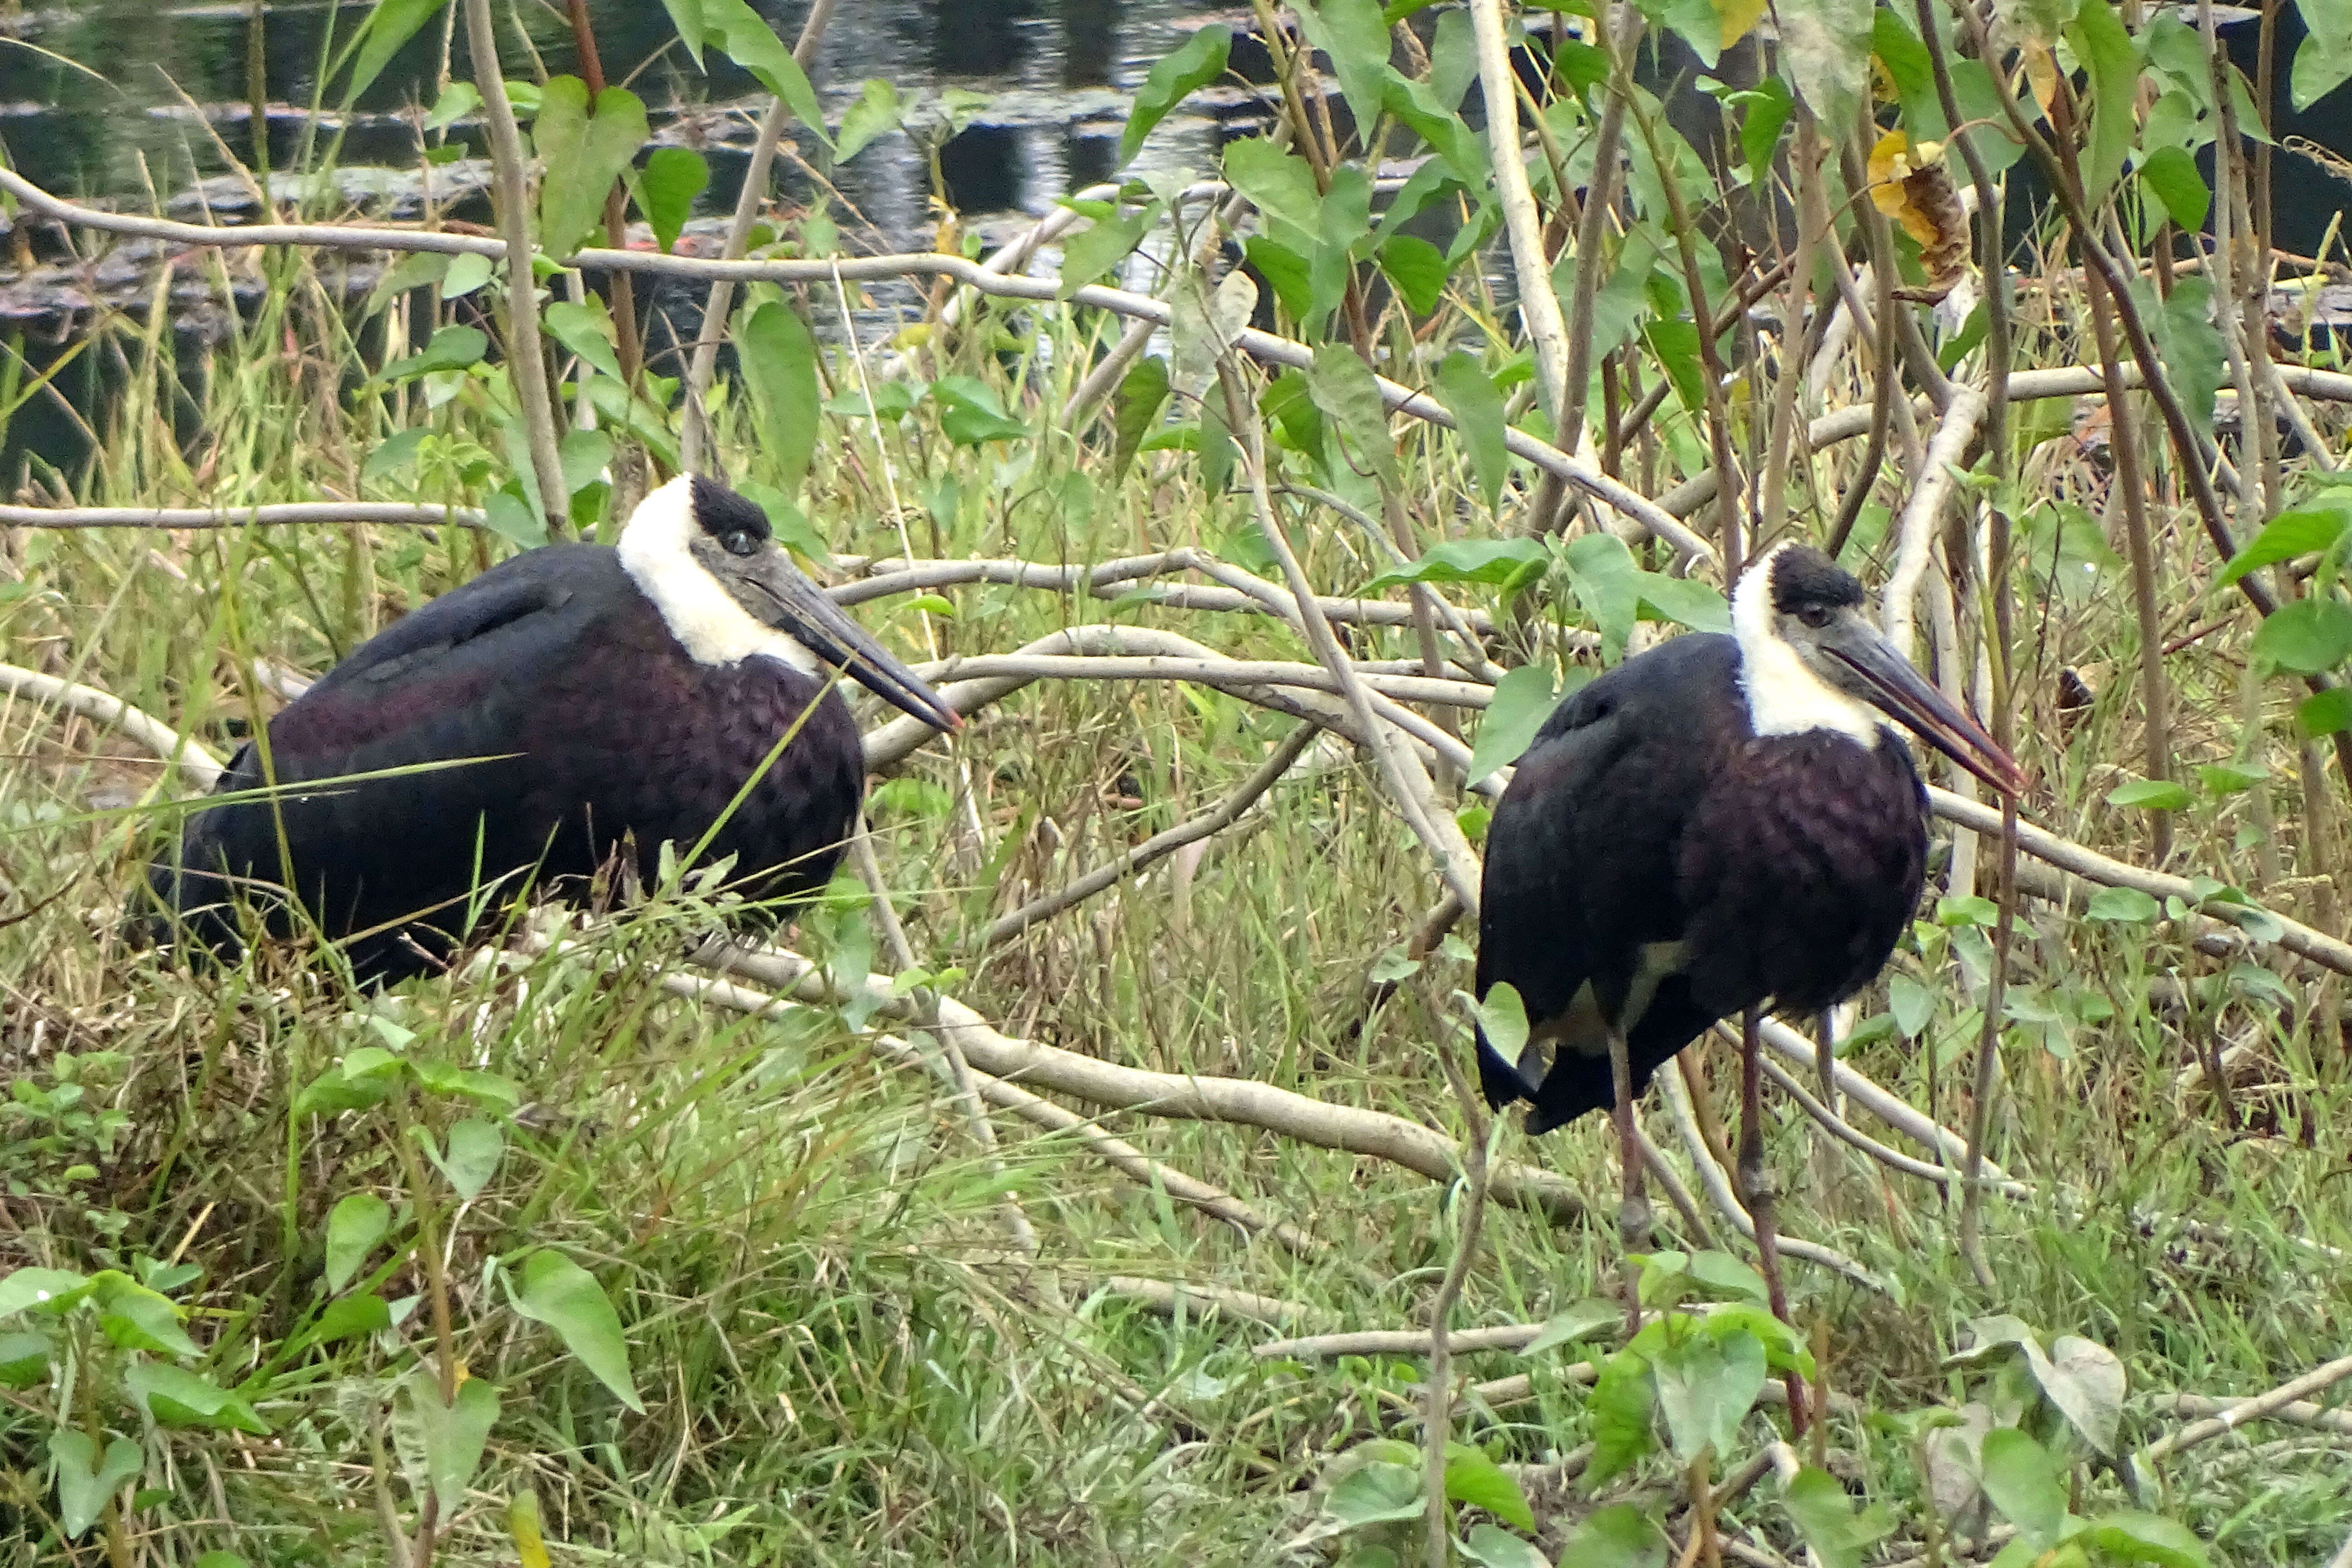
1739, 1004, 1811, 1437
1606, 1024, 1649, 1336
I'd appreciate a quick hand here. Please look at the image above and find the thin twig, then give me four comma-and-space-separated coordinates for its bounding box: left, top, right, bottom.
461, 0, 568, 530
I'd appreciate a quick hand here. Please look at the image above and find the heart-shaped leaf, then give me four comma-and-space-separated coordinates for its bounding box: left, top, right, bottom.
49, 1430, 143, 1538
533, 77, 649, 259
511, 1251, 642, 1411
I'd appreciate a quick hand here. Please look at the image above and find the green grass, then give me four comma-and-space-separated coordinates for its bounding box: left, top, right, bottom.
0, 165, 2348, 1568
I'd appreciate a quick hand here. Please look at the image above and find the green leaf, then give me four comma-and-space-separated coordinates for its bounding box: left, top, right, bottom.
306, 1293, 394, 1348
1433, 351, 1508, 511
407, 1060, 523, 1113
193, 1556, 253, 1568
427, 1118, 505, 1201
559, 430, 612, 502
1326, 1460, 1424, 1526
1222, 136, 1324, 252
512, 1251, 643, 1412
2038, 1334, 2126, 1458
1521, 1298, 1621, 1358
341, 0, 452, 107
1121, 24, 1231, 166
2136, 146, 2210, 231
2142, 276, 2225, 439
98, 1284, 199, 1357
0, 1267, 92, 1319
2289, 0, 2352, 110
1653, 1327, 1766, 1461
1308, 342, 1398, 486
2250, 595, 2352, 675
1467, 665, 1562, 786
1776, 0, 1873, 132
1444, 1445, 1534, 1532
1381, 70, 1487, 185
406, 1371, 501, 1514
700, 0, 830, 147
424, 80, 480, 132
1293, 0, 1393, 137
1556, 1504, 1666, 1568
50, 1430, 143, 1539
1739, 78, 1795, 186
2298, 686, 2352, 736
1473, 982, 1530, 1065
441, 251, 494, 299
533, 78, 650, 260
931, 376, 1029, 446
834, 78, 905, 164
1687, 1250, 1770, 1304
1363, 539, 1548, 595
1245, 235, 1314, 322
1980, 1427, 2068, 1544
1636, 573, 1730, 633
1566, 531, 1641, 660
2215, 505, 2351, 586
2077, 1512, 2211, 1567
0, 1329, 51, 1387
637, 146, 710, 254
1058, 206, 1155, 299
126, 1362, 270, 1434
2068, 0, 2140, 205
2085, 886, 2161, 923
1642, 318, 1707, 413
1584, 1349, 1658, 1486
660, 0, 705, 63
1168, 268, 1259, 401
545, 299, 626, 383
1889, 972, 1935, 1037
1110, 356, 1170, 482
1378, 233, 1450, 316
326, 1196, 391, 1299
1781, 1466, 1893, 1568
484, 491, 548, 550
738, 302, 822, 493
2107, 779, 2195, 810
376, 325, 485, 383
1460, 1524, 1550, 1568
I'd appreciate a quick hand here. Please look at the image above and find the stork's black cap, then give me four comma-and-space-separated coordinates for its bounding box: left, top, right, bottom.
688, 475, 772, 544
1769, 544, 1864, 613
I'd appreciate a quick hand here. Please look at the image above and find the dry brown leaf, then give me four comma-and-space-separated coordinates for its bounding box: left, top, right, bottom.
1868, 130, 1970, 304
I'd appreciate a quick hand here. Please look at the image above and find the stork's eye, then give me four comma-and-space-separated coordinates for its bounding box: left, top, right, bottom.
1797, 605, 1832, 629
721, 529, 759, 557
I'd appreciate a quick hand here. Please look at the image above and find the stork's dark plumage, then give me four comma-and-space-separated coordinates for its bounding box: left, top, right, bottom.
1475, 542, 2028, 1134
148, 474, 958, 982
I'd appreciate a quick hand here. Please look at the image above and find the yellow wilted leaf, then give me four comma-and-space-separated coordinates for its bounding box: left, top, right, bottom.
1871, 54, 1901, 104
1715, 0, 1768, 49
2022, 44, 2060, 116
1868, 130, 1919, 217
1866, 130, 1970, 304
509, 1488, 551, 1568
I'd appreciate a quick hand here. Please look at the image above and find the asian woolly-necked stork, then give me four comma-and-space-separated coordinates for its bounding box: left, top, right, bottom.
147, 474, 958, 982
1474, 540, 2028, 1135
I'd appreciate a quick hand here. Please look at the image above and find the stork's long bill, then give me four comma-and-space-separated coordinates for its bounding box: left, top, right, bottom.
1825, 623, 2031, 798
737, 556, 962, 733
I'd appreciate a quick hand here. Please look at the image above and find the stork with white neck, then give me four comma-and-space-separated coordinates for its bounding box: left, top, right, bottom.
147, 474, 959, 983
1473, 540, 2028, 1135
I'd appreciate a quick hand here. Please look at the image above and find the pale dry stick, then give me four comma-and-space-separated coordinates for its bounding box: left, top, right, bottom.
1101, 1276, 1328, 1328
0, 663, 225, 789
1657, 1063, 1892, 1294
677, 942, 1588, 1221
849, 823, 1043, 1269
2166, 1394, 2352, 1436
1636, 1121, 1719, 1247
679, 0, 835, 471
2330, 1522, 2352, 1568
981, 721, 1317, 948
1756, 1053, 2032, 1197
1929, 787, 2352, 977
2140, 1352, 2352, 1465
1424, 1050, 1492, 1568
1880, 386, 1986, 658
1255, 1323, 1566, 1360
906, 653, 1494, 716
1224, 365, 1484, 914
852, 1015, 1321, 1256
1469, 0, 1568, 425
0, 501, 484, 530
460, 0, 567, 531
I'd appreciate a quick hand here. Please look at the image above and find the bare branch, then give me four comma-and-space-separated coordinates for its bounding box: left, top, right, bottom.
0, 663, 225, 789
0, 502, 484, 530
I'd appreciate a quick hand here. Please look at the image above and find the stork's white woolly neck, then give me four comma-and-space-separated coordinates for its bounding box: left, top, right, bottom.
1731, 542, 1882, 745
615, 475, 818, 673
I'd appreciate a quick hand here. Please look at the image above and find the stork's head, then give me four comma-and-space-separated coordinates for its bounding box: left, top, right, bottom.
617, 474, 960, 732
1733, 542, 2027, 796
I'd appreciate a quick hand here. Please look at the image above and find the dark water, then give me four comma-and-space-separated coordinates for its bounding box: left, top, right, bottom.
0, 0, 1270, 476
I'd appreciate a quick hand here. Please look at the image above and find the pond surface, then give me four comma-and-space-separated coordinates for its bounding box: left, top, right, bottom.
0, 0, 1266, 474
0, 0, 1239, 249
